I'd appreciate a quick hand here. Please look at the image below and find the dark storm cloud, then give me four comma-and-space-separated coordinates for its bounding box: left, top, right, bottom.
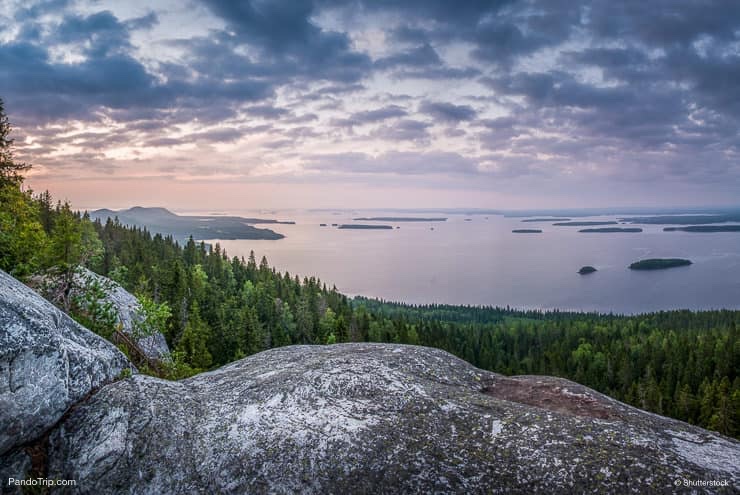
585, 0, 740, 46
419, 101, 477, 123
0, 9, 273, 128
198, 0, 372, 83
374, 44, 441, 70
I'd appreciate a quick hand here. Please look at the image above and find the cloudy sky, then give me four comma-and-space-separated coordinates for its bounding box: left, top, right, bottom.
2, 0, 739, 210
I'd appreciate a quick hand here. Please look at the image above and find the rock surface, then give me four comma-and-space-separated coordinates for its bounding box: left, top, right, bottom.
0, 269, 132, 457
44, 343, 739, 494
75, 268, 169, 360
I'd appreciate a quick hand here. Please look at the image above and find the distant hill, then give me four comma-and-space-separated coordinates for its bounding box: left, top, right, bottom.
89, 207, 288, 241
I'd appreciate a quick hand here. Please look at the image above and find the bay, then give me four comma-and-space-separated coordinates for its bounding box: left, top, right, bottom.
200, 210, 740, 314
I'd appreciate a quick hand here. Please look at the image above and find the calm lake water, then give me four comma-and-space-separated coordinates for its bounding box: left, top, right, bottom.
198, 210, 740, 314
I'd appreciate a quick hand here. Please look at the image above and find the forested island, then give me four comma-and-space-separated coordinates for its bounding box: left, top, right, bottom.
621, 212, 740, 225
353, 217, 447, 222
578, 266, 597, 274
90, 207, 288, 242
338, 224, 394, 229
579, 228, 643, 233
512, 229, 542, 233
664, 225, 740, 232
553, 221, 619, 226
629, 259, 693, 270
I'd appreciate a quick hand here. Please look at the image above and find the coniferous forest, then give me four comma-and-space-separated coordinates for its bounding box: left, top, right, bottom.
1, 98, 738, 439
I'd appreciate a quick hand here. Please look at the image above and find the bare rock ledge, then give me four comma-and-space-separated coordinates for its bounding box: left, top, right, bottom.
0, 270, 131, 457
46, 344, 739, 494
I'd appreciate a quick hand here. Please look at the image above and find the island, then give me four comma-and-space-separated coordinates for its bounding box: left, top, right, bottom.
353, 217, 447, 222
553, 221, 619, 226
90, 207, 286, 241
578, 266, 597, 274
579, 228, 643, 233
512, 229, 542, 233
521, 218, 571, 222
620, 213, 740, 225
629, 259, 692, 270
664, 225, 740, 232
338, 224, 394, 230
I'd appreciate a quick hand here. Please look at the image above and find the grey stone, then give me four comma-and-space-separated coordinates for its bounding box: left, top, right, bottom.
0, 448, 31, 487
46, 344, 739, 494
75, 268, 169, 360
0, 270, 132, 457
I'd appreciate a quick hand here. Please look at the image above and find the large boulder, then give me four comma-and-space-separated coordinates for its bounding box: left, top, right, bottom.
75, 268, 169, 360
0, 270, 132, 457
46, 344, 739, 494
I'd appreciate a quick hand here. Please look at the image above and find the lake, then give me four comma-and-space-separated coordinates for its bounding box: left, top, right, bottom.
198, 210, 740, 314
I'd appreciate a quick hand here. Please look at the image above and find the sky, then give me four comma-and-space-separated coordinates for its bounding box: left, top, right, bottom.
1, 0, 739, 210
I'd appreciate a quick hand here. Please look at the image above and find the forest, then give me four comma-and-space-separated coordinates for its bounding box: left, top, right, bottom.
1, 98, 738, 439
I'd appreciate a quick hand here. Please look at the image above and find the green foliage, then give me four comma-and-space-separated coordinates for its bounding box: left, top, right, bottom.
69, 271, 118, 339
0, 184, 47, 277
44, 203, 82, 273
160, 350, 199, 380
134, 294, 172, 340
176, 302, 212, 371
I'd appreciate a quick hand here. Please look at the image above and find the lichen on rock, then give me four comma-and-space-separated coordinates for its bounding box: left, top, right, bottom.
43, 344, 739, 494
0, 269, 132, 457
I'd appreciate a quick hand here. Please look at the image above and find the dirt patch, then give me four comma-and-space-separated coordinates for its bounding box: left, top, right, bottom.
481, 376, 622, 421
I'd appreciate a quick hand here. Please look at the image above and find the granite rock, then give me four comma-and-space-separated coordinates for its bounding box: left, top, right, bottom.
0, 269, 132, 457
45, 344, 739, 494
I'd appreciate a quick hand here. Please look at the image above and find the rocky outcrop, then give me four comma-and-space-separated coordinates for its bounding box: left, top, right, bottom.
2, 269, 737, 493
44, 344, 739, 494
75, 268, 169, 360
0, 270, 132, 457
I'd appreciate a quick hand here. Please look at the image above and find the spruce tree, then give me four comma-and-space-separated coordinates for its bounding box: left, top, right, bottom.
0, 98, 30, 186
177, 302, 213, 370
